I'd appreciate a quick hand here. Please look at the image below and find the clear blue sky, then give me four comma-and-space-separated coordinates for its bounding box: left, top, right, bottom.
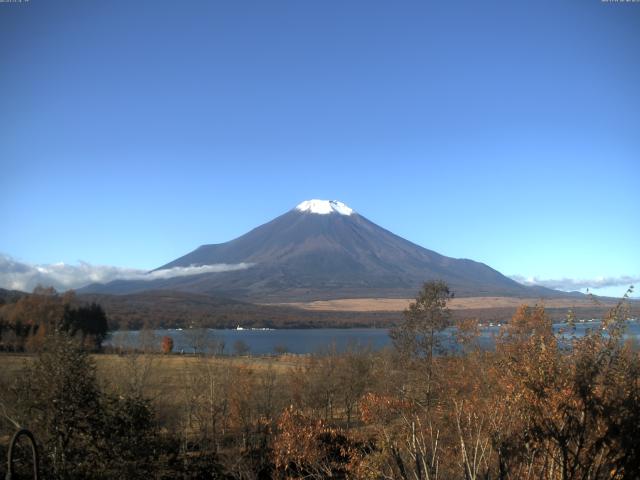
1, 0, 638, 296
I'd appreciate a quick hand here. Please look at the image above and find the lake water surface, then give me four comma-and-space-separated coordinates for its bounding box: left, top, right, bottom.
106, 319, 640, 355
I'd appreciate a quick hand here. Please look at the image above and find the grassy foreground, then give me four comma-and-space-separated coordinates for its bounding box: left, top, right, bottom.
0, 351, 304, 400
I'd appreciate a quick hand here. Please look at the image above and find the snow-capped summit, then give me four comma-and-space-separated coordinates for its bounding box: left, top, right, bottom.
295, 199, 354, 216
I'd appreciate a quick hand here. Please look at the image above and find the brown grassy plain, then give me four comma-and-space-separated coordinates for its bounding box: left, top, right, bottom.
271, 295, 623, 312
0, 352, 304, 396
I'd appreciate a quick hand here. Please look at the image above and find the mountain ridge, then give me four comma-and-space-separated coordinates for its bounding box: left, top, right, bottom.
82, 200, 564, 301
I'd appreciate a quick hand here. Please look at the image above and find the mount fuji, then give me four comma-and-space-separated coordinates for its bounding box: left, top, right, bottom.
81, 200, 558, 301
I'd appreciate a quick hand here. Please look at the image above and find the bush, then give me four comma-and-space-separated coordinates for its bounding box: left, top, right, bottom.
161, 335, 174, 354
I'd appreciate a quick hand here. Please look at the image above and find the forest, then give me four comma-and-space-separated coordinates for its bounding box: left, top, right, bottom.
0, 282, 638, 479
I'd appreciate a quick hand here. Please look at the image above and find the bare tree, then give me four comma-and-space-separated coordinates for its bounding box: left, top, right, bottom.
184, 327, 207, 355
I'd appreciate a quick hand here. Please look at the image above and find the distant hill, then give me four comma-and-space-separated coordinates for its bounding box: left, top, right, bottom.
2, 287, 633, 331
0, 287, 28, 305
77, 290, 397, 330
82, 199, 567, 301
77, 290, 635, 331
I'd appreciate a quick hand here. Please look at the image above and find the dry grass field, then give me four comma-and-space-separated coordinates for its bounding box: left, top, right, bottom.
271, 295, 622, 312
0, 351, 311, 472
0, 353, 306, 404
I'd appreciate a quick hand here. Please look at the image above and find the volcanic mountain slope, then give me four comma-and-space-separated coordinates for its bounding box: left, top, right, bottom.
82, 200, 560, 301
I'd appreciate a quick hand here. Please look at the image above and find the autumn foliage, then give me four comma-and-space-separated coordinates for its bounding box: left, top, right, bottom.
0, 287, 108, 352
161, 335, 174, 354
1, 282, 638, 479
272, 406, 359, 478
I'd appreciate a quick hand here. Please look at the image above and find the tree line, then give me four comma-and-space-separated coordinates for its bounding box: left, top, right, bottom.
0, 286, 109, 352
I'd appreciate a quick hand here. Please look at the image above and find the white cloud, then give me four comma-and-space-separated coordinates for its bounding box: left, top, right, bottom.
0, 254, 253, 292
510, 274, 639, 292
144, 263, 254, 280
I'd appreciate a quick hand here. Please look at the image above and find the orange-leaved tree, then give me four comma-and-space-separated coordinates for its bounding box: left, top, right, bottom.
494, 292, 640, 479
161, 335, 174, 354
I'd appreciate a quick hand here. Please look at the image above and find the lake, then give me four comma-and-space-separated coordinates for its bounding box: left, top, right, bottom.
106, 319, 640, 355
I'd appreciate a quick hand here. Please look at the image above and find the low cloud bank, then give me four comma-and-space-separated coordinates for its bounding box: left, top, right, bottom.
510, 274, 639, 292
0, 254, 253, 293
